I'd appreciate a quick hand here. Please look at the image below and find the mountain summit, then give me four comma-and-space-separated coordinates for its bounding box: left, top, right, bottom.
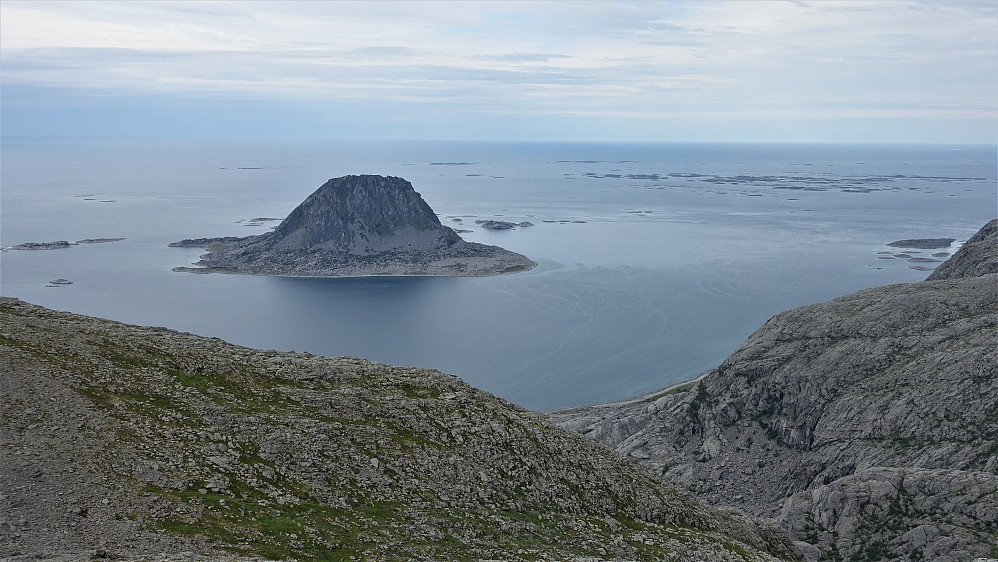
171, 175, 535, 277
270, 175, 461, 254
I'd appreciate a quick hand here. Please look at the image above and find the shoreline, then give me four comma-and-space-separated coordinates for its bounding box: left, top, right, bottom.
170, 259, 536, 279
550, 370, 711, 414
170, 234, 536, 279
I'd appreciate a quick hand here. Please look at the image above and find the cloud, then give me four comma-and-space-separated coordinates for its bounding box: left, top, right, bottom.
1, 0, 995, 142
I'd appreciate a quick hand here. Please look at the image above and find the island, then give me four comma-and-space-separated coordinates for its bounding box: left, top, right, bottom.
76, 238, 126, 244
5, 241, 73, 251
886, 237, 956, 249
170, 175, 536, 277
3, 238, 125, 252
475, 219, 534, 230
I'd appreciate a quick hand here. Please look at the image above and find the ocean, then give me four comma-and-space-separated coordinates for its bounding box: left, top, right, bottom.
2, 140, 994, 411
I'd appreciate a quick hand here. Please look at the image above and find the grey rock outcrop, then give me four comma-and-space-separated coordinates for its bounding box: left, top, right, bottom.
1, 297, 797, 560
168, 237, 242, 248
886, 238, 956, 249
171, 175, 535, 277
6, 241, 73, 250
927, 218, 997, 280
778, 467, 998, 561
271, 175, 456, 253
551, 219, 998, 561
476, 220, 534, 230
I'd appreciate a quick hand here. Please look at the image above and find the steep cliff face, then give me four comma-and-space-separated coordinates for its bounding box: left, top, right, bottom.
551, 220, 998, 561
0, 297, 797, 561
270, 175, 461, 254
171, 175, 534, 277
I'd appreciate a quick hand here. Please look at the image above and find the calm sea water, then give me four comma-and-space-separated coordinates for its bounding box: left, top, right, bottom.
2, 140, 995, 410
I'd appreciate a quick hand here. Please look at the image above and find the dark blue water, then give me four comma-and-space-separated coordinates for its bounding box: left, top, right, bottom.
2, 141, 995, 410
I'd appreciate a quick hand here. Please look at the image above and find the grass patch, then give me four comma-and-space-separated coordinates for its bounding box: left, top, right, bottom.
640, 381, 697, 403
171, 369, 254, 401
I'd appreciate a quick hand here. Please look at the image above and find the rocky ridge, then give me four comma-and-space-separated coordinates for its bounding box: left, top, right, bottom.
170, 175, 535, 277
551, 219, 998, 561
0, 297, 798, 561
927, 218, 998, 281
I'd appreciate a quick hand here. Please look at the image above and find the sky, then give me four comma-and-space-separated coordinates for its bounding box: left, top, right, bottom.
1, 0, 996, 143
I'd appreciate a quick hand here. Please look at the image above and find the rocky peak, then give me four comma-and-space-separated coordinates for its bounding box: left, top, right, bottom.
926, 218, 997, 280
170, 175, 535, 277
271, 175, 461, 254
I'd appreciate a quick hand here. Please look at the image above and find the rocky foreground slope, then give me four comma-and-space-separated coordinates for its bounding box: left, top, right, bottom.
552, 219, 998, 561
171, 175, 535, 277
0, 297, 797, 561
